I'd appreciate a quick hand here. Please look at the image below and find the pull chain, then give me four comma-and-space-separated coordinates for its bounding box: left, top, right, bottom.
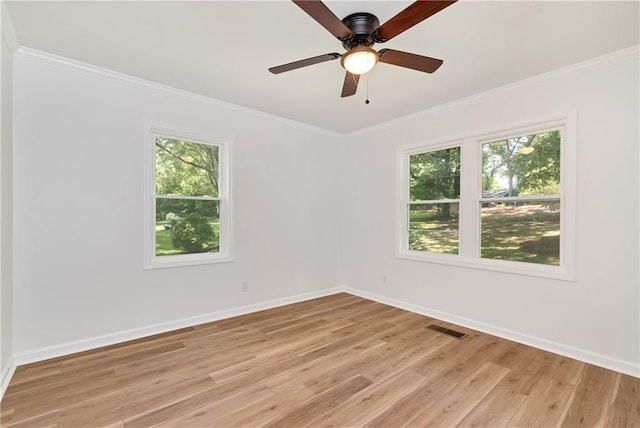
365, 72, 370, 104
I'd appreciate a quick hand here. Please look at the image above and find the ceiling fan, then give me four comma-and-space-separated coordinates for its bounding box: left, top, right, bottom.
268, 0, 458, 98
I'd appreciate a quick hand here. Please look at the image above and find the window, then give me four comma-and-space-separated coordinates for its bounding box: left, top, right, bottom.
480, 131, 561, 265
408, 146, 461, 255
398, 115, 575, 280
145, 124, 232, 268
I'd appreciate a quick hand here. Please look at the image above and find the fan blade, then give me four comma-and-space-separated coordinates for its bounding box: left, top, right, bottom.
379, 49, 443, 73
374, 0, 457, 42
292, 0, 352, 40
341, 72, 360, 97
269, 53, 341, 74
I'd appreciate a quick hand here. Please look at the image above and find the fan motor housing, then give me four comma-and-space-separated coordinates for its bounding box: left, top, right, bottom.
341, 12, 380, 49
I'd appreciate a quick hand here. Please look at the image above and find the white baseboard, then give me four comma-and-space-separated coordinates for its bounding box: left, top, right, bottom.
14, 287, 342, 366
344, 287, 640, 379
10, 285, 639, 379
1, 356, 17, 401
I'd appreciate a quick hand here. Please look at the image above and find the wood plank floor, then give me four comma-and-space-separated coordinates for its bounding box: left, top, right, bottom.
2, 293, 639, 427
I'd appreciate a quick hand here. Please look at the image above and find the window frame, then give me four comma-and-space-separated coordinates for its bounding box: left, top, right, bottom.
397, 113, 576, 281
402, 142, 463, 259
144, 122, 233, 269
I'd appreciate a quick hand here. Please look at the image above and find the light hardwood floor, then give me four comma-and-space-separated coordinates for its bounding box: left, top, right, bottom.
1, 293, 638, 427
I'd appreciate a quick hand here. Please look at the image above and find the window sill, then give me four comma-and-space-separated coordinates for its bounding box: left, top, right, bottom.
397, 250, 575, 281
144, 253, 233, 270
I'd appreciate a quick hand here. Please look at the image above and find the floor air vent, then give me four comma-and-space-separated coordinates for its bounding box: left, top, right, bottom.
427, 324, 467, 339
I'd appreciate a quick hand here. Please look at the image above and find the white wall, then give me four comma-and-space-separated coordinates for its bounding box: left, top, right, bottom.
9, 44, 640, 378
343, 49, 640, 376
12, 51, 346, 358
0, 3, 16, 392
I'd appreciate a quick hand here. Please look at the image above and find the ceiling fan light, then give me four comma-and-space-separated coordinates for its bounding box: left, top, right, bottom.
341, 47, 379, 75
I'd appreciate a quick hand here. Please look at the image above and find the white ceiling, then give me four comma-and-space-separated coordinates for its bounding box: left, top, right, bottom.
6, 1, 640, 134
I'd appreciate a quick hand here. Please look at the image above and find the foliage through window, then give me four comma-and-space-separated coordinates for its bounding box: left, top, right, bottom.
481, 131, 561, 265
398, 118, 574, 280
146, 127, 231, 268
155, 138, 220, 256
408, 147, 460, 254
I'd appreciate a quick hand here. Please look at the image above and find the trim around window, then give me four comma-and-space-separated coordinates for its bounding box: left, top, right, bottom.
396, 112, 576, 281
144, 122, 233, 269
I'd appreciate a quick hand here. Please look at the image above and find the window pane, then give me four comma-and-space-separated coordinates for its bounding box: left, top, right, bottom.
481, 200, 560, 265
155, 198, 220, 256
155, 137, 219, 197
408, 203, 459, 254
482, 131, 560, 198
410, 147, 460, 201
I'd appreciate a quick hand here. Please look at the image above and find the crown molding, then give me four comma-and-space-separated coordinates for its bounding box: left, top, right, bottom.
349, 44, 640, 137
1, 2, 20, 53
14, 46, 346, 140
11, 43, 639, 138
